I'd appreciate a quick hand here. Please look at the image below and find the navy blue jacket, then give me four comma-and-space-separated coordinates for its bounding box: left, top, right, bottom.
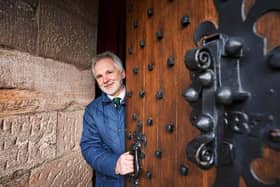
80, 93, 126, 187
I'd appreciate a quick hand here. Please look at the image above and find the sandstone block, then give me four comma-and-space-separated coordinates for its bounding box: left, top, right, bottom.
0, 0, 98, 69
0, 49, 94, 117
0, 0, 38, 53
55, 0, 98, 25
0, 112, 57, 176
0, 169, 29, 187
57, 110, 84, 156
29, 152, 92, 187
38, 0, 98, 69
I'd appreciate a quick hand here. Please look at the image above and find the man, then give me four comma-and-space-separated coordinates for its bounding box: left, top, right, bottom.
80, 51, 134, 187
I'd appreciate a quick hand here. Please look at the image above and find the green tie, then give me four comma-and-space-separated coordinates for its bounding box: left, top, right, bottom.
112, 97, 121, 110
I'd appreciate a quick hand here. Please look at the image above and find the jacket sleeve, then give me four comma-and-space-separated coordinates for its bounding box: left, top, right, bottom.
80, 107, 119, 177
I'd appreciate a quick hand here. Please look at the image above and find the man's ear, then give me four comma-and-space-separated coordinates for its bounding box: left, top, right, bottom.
121, 70, 126, 79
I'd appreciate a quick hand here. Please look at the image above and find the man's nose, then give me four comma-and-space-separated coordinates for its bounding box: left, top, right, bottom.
103, 75, 109, 83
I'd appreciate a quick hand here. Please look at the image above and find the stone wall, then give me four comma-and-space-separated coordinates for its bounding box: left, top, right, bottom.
0, 0, 98, 186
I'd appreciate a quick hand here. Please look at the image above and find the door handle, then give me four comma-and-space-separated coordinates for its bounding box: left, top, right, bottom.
133, 145, 141, 179
128, 121, 146, 186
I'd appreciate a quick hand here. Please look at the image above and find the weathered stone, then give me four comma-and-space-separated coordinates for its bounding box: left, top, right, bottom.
29, 152, 92, 187
0, 49, 95, 92
38, 0, 98, 69
0, 89, 41, 117
0, 0, 98, 69
0, 112, 57, 176
57, 110, 83, 156
0, 0, 38, 53
0, 49, 95, 117
0, 1, 97, 186
0, 169, 29, 187
56, 0, 98, 25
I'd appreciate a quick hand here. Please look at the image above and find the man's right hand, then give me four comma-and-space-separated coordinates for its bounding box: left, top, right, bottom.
115, 152, 134, 175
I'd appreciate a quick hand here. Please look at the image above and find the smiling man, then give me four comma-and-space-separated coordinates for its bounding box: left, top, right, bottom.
80, 51, 134, 187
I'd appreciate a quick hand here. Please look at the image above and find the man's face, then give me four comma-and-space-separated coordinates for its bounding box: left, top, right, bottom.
94, 58, 125, 97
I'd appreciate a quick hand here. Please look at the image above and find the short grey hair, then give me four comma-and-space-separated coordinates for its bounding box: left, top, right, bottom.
91, 51, 124, 77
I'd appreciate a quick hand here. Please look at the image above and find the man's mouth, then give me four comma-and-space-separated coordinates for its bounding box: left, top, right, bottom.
104, 82, 114, 88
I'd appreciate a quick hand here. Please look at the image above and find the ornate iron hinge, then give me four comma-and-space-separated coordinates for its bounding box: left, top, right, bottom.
184, 0, 280, 186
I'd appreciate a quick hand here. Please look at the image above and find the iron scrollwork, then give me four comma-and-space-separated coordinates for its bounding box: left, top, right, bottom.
184, 0, 280, 187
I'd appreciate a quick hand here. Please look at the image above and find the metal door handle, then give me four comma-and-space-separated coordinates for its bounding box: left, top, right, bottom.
133, 147, 140, 179
128, 121, 146, 186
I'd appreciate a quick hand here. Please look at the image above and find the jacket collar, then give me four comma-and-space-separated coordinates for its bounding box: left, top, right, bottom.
101, 92, 126, 105
101, 93, 112, 104
106, 87, 126, 102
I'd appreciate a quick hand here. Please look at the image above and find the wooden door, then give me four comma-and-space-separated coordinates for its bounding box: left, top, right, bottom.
125, 0, 280, 187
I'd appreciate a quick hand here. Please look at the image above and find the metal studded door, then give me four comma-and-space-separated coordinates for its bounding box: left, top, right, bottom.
125, 0, 280, 187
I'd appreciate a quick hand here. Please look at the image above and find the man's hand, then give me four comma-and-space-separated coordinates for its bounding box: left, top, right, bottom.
115, 152, 134, 175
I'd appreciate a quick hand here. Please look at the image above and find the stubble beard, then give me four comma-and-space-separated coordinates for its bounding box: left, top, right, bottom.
100, 80, 124, 96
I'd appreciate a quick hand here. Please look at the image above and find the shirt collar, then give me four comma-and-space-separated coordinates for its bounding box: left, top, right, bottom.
107, 87, 126, 102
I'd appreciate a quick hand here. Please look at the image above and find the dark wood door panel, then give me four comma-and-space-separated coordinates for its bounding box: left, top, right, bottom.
126, 0, 280, 187
126, 0, 217, 186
